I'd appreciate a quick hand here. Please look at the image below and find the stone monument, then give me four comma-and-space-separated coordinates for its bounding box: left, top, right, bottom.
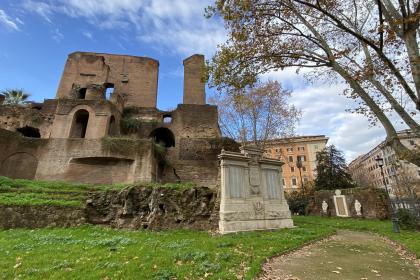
322, 200, 328, 214
218, 145, 293, 234
354, 199, 362, 216
333, 189, 349, 217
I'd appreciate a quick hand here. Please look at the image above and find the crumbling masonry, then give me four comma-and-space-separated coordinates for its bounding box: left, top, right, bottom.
0, 52, 234, 187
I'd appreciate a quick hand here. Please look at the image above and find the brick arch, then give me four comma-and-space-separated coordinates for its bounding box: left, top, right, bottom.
67, 105, 95, 138
70, 109, 90, 138
149, 127, 175, 147
0, 152, 38, 179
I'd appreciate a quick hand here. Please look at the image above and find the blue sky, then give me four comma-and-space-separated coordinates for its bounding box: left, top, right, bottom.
0, 0, 226, 110
0, 0, 402, 162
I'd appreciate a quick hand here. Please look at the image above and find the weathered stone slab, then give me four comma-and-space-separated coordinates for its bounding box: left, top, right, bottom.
333, 189, 350, 217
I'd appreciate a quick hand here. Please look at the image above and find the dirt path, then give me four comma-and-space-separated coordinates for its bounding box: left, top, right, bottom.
259, 230, 420, 280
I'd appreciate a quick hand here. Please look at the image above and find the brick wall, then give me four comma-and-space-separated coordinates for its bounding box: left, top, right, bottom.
307, 187, 390, 219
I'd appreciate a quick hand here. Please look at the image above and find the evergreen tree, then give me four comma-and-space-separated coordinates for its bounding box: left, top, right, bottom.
315, 145, 354, 191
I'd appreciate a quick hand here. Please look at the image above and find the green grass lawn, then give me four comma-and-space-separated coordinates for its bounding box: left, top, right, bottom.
0, 216, 418, 280
0, 176, 197, 207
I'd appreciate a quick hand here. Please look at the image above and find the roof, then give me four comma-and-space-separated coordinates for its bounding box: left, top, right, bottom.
262, 135, 329, 145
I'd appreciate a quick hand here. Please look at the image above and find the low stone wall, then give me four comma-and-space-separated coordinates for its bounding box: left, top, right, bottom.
307, 188, 390, 219
0, 205, 86, 229
86, 186, 218, 230
0, 186, 219, 230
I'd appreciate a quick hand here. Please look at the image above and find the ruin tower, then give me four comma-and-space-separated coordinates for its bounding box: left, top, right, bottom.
183, 54, 206, 105
55, 52, 159, 107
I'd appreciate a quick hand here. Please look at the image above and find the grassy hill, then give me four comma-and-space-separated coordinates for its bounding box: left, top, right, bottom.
0, 176, 195, 207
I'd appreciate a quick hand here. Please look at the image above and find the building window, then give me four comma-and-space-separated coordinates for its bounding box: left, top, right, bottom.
314, 145, 319, 150
163, 115, 172, 123
104, 83, 114, 100
282, 178, 285, 187
77, 88, 87, 99
287, 147, 293, 152
291, 177, 297, 186
298, 146, 305, 151
302, 166, 307, 172
409, 140, 415, 145
288, 155, 294, 162
303, 176, 308, 183
297, 155, 306, 162
291, 167, 295, 172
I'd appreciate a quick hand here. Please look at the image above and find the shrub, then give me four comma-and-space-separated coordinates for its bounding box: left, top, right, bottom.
396, 209, 419, 231
286, 191, 309, 215
120, 118, 142, 133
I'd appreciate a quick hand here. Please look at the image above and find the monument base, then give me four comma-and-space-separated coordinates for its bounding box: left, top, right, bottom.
219, 218, 294, 234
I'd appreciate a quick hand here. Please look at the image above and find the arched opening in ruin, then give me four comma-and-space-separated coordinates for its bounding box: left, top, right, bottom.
70, 109, 89, 138
149, 127, 175, 148
77, 88, 87, 99
150, 128, 176, 183
108, 115, 118, 136
0, 152, 38, 179
104, 83, 114, 100
16, 126, 41, 138
163, 114, 172, 124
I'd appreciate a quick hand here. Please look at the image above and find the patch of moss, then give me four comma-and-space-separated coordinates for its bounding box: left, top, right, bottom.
101, 137, 148, 155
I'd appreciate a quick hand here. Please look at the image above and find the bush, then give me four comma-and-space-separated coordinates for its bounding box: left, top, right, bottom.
286, 191, 309, 215
396, 209, 420, 231
120, 118, 142, 133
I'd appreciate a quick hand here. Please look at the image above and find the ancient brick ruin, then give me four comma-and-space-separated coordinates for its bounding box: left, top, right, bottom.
0, 52, 230, 187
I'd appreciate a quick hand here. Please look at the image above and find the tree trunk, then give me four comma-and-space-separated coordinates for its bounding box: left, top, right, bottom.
403, 29, 420, 101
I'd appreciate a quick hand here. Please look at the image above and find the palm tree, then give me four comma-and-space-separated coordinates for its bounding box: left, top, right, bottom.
1, 89, 30, 105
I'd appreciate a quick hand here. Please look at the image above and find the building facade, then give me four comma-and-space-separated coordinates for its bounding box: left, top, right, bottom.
263, 135, 329, 192
349, 130, 420, 198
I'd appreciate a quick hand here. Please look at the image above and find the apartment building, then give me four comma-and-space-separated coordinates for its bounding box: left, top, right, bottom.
349, 130, 420, 197
264, 135, 329, 192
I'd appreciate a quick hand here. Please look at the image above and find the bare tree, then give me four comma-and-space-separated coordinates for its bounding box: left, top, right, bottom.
209, 80, 301, 147
206, 0, 420, 166
353, 170, 376, 188
391, 161, 420, 214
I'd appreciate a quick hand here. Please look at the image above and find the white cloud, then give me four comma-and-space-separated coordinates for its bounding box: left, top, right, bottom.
0, 9, 20, 31
15, 17, 24, 25
82, 31, 93, 39
21, 0, 226, 56
265, 70, 389, 163
329, 114, 385, 162
51, 28, 64, 42
22, 0, 53, 23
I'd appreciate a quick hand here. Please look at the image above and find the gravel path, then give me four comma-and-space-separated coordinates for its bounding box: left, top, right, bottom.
259, 230, 420, 280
